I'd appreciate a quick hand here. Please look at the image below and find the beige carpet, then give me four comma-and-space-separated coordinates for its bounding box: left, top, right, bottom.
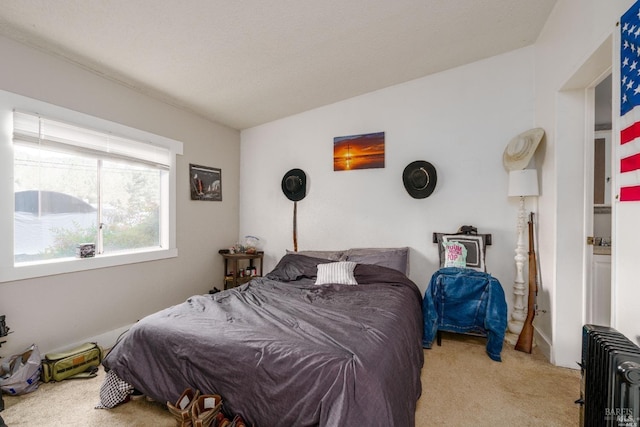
416, 333, 580, 426
1, 333, 580, 426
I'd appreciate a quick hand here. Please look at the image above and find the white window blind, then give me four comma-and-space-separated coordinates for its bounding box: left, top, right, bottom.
13, 111, 171, 169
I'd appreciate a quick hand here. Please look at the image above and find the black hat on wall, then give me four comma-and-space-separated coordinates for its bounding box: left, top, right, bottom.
402, 160, 437, 199
281, 168, 307, 201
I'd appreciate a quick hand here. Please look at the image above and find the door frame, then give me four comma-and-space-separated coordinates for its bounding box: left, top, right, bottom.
553, 34, 613, 367
583, 67, 613, 327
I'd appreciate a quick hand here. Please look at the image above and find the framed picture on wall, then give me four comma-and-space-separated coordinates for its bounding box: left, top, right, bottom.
190, 164, 222, 201
333, 131, 385, 171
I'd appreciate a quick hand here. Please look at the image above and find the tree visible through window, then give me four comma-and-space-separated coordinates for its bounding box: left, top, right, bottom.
13, 113, 166, 264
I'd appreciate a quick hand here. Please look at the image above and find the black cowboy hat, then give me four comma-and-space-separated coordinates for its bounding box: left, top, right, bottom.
281, 168, 307, 201
402, 160, 437, 199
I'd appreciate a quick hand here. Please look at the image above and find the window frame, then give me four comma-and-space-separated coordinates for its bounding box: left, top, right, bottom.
0, 90, 183, 283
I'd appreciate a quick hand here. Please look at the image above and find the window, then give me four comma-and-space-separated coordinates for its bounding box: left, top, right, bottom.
0, 90, 182, 282
13, 111, 168, 263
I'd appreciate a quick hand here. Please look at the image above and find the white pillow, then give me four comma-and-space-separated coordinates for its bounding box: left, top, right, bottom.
439, 234, 486, 272
442, 241, 467, 268
315, 261, 358, 285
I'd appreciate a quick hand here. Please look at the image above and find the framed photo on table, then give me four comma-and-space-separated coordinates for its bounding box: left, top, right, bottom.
190, 164, 222, 201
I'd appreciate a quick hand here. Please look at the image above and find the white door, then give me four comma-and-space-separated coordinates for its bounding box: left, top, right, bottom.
585, 76, 613, 326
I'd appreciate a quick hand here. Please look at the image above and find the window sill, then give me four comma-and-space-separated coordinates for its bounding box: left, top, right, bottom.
0, 247, 178, 283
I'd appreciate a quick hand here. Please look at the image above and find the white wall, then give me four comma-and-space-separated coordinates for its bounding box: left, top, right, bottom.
0, 35, 240, 357
242, 0, 640, 369
240, 48, 536, 309
533, 0, 637, 367
4, 0, 637, 370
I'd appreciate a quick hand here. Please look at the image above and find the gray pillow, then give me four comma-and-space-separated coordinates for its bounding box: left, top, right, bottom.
267, 253, 327, 281
286, 249, 343, 261
341, 247, 409, 275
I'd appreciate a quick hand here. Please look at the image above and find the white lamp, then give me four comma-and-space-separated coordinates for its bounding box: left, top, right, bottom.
508, 169, 539, 199
507, 169, 539, 339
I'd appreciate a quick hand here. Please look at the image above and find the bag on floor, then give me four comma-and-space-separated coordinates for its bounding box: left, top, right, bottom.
41, 342, 103, 382
0, 344, 41, 395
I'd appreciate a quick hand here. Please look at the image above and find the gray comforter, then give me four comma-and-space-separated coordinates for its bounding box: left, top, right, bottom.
102, 254, 424, 426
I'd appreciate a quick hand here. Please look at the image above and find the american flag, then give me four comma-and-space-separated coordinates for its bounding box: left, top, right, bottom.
620, 1, 640, 201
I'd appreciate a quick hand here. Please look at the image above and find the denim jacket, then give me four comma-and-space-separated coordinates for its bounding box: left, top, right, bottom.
422, 267, 507, 361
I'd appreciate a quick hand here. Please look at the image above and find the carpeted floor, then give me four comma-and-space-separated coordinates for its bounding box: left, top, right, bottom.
416, 333, 580, 426
1, 333, 580, 426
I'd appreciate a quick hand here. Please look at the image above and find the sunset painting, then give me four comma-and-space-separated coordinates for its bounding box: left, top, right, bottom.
333, 131, 385, 171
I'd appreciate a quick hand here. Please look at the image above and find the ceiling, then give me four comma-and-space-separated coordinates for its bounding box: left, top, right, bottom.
0, 1, 557, 130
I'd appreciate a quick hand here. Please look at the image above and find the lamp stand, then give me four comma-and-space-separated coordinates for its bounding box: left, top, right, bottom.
507, 196, 528, 341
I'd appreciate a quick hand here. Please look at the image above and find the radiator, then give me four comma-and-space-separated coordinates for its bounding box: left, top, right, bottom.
579, 325, 640, 426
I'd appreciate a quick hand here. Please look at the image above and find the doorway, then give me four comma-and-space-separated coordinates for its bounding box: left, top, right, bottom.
553, 34, 613, 368
586, 75, 613, 326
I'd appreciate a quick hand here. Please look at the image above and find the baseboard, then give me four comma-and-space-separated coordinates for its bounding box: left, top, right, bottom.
48, 324, 134, 354
534, 327, 552, 362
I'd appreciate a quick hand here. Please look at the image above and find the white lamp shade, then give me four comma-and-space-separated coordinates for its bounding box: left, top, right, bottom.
508, 169, 539, 197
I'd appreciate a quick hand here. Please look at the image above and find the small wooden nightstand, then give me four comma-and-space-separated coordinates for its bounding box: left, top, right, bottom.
218, 250, 264, 289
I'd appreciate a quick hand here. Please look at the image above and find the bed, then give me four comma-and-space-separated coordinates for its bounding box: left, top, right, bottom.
99, 250, 424, 426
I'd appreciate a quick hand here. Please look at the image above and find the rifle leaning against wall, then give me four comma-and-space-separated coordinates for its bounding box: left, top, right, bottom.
515, 212, 537, 354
